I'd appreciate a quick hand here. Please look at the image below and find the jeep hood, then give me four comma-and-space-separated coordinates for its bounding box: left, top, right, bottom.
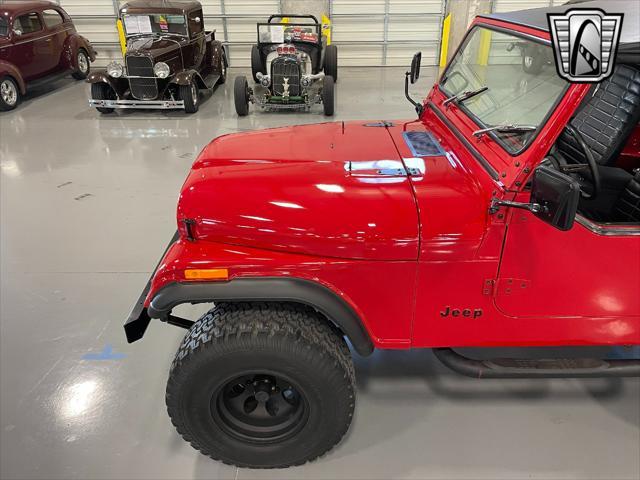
178, 122, 420, 261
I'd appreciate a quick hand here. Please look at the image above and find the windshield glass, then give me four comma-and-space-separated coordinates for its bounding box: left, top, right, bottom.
440, 27, 567, 153
258, 23, 320, 44
122, 14, 187, 36
0, 17, 8, 36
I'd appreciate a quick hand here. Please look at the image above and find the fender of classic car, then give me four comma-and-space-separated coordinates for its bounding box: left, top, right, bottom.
0, 60, 26, 94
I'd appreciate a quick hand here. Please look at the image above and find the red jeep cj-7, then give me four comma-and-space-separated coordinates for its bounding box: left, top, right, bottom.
125, 1, 640, 468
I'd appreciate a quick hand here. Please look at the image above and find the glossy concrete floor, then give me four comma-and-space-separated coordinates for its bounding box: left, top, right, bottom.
1, 67, 639, 480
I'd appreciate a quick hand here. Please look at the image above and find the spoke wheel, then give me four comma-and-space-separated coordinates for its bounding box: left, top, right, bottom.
214, 372, 308, 443
0, 78, 18, 108
72, 49, 90, 80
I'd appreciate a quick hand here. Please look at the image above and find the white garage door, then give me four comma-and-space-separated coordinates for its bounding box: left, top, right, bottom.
332, 0, 444, 66
56, 0, 446, 68
492, 0, 567, 13
57, 0, 121, 68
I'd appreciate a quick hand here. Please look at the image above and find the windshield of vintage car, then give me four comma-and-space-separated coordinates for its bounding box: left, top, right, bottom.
258, 24, 319, 44
440, 27, 567, 153
0, 17, 8, 36
123, 14, 187, 37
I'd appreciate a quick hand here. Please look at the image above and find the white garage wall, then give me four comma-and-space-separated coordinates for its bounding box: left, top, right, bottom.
332, 0, 444, 66
492, 0, 566, 13
56, 0, 446, 68
57, 0, 120, 67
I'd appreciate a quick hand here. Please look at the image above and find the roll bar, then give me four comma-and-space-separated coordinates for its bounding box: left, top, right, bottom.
268, 14, 319, 24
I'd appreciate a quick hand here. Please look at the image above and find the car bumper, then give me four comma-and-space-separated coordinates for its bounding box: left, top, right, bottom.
89, 99, 185, 110
124, 231, 180, 343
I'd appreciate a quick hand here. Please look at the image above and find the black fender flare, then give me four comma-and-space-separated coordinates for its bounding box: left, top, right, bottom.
147, 277, 374, 356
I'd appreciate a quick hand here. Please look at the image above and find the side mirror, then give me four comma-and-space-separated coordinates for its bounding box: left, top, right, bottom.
404, 52, 423, 116
489, 166, 580, 231
410, 51, 421, 84
530, 165, 580, 231
194, 17, 201, 23
13, 29, 22, 37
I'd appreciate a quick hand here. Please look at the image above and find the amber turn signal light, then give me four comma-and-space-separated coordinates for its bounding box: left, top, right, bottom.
184, 268, 229, 280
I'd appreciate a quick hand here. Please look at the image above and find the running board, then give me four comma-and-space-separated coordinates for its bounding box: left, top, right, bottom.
433, 348, 640, 378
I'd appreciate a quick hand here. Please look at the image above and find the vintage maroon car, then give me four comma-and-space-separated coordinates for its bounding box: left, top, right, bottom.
87, 1, 227, 114
0, 0, 95, 111
125, 0, 639, 469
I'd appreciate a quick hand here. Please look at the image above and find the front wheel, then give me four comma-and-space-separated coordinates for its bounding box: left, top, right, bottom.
72, 49, 90, 80
166, 303, 356, 468
234, 75, 250, 116
0, 76, 20, 111
90, 82, 115, 114
322, 75, 335, 116
251, 45, 263, 83
323, 44, 338, 81
217, 47, 227, 85
180, 79, 199, 114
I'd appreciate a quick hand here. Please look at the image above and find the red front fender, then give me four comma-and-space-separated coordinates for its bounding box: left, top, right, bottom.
0, 60, 26, 94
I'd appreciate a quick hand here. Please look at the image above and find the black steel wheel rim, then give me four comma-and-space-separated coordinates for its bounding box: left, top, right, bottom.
212, 372, 308, 443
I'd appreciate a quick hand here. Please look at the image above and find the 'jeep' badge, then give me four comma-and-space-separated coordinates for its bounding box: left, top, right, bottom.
440, 307, 482, 319
547, 8, 623, 82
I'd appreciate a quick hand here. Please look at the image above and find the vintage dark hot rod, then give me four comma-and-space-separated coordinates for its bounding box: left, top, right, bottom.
234, 14, 337, 116
87, 1, 227, 114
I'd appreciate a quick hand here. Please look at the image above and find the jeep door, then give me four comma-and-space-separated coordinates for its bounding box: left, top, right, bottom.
496, 207, 640, 344
187, 9, 205, 70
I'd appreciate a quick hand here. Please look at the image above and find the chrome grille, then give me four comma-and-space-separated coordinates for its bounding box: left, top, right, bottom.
271, 57, 300, 97
125, 55, 158, 100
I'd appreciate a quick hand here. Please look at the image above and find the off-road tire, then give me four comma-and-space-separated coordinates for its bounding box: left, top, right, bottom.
251, 45, 263, 82
180, 79, 199, 114
166, 302, 356, 468
72, 49, 90, 80
234, 75, 250, 116
323, 44, 338, 81
322, 75, 335, 116
90, 82, 115, 114
0, 75, 20, 111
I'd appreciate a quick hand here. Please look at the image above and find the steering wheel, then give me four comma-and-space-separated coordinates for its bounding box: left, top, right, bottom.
548, 125, 601, 199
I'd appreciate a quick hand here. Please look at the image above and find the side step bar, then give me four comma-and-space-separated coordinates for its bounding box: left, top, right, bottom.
433, 348, 640, 378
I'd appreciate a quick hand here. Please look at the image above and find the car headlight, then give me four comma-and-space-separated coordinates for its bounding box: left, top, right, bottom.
153, 62, 170, 79
260, 75, 270, 87
106, 62, 123, 78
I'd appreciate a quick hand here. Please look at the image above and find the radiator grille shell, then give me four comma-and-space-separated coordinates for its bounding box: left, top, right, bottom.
126, 55, 159, 100
271, 56, 301, 97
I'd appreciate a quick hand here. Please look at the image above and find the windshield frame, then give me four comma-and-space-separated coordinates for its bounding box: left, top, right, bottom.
0, 17, 8, 37
438, 23, 570, 157
121, 13, 189, 39
256, 22, 322, 47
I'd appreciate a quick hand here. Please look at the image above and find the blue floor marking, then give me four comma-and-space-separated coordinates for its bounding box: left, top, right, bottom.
82, 344, 126, 360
